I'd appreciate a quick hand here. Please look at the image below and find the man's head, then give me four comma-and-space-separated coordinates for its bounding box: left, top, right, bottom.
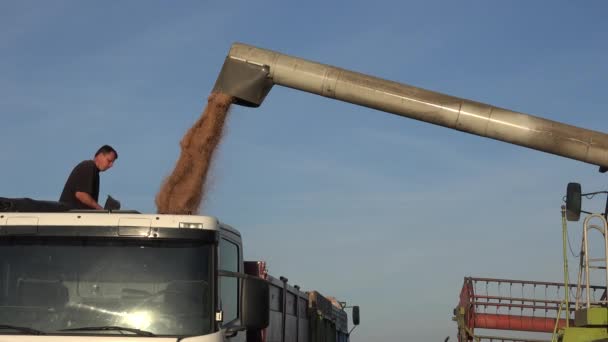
94, 145, 118, 172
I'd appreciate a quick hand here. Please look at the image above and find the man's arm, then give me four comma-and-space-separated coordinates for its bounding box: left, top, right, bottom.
75, 191, 103, 210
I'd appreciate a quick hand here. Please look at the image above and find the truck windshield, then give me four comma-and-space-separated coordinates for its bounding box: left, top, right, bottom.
0, 236, 212, 337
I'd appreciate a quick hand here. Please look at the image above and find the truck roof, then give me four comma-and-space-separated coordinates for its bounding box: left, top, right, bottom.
0, 212, 224, 231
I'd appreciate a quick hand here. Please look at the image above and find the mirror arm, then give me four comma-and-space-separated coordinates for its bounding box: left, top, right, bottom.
581, 191, 608, 196
224, 325, 246, 338
604, 193, 608, 221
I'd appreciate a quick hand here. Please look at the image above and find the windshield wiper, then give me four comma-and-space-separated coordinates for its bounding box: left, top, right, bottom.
59, 325, 155, 336
0, 324, 46, 335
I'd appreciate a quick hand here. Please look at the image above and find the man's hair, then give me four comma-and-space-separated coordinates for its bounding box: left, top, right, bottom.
95, 145, 118, 159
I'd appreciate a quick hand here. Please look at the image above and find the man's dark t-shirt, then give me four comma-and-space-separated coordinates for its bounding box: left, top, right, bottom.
59, 160, 100, 209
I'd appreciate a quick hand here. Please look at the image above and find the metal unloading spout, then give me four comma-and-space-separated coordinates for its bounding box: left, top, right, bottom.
213, 42, 608, 169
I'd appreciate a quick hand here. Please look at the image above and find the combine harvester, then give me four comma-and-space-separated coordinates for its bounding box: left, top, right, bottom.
1, 42, 607, 341
211, 43, 608, 342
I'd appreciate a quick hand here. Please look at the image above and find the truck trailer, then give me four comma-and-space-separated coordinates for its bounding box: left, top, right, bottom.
0, 207, 359, 341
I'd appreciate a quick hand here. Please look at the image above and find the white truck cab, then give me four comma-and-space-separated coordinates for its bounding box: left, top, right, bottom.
0, 211, 268, 341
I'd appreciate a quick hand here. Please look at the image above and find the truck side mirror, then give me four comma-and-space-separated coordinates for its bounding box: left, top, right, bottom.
352, 306, 360, 325
242, 276, 269, 330
566, 182, 582, 222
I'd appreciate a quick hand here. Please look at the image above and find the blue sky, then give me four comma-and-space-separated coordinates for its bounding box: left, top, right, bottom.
2, 1, 608, 340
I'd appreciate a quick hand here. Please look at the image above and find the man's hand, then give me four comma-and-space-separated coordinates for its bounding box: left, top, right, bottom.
75, 192, 103, 210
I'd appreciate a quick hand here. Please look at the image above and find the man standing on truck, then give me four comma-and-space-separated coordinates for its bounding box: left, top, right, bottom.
59, 145, 118, 209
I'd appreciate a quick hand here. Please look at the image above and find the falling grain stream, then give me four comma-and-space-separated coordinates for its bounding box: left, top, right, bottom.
156, 92, 233, 214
